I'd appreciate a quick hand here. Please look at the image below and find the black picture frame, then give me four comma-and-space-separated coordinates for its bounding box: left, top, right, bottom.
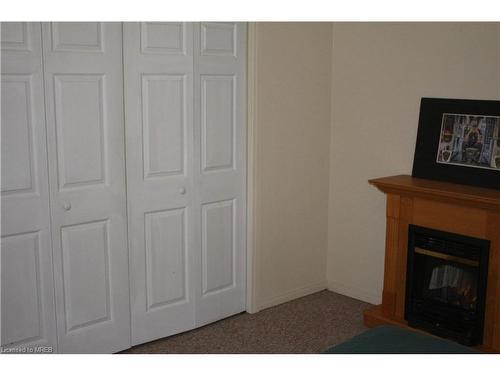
412, 98, 500, 190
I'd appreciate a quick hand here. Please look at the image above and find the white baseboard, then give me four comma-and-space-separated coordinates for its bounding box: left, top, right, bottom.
327, 279, 381, 305
252, 281, 327, 312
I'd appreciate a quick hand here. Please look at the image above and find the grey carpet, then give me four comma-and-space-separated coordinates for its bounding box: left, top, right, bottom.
122, 290, 372, 354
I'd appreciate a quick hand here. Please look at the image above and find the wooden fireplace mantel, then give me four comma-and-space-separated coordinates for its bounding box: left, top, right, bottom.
363, 174, 500, 352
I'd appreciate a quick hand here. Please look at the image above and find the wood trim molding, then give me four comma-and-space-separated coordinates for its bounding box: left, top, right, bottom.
369, 175, 500, 212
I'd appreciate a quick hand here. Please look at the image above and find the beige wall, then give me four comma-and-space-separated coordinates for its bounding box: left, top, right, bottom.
249, 22, 500, 311
326, 23, 500, 304
250, 23, 332, 310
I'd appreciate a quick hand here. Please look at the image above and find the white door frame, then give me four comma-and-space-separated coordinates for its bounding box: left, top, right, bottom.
245, 22, 259, 314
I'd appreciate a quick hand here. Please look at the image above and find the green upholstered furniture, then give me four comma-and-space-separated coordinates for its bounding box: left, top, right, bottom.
323, 325, 478, 354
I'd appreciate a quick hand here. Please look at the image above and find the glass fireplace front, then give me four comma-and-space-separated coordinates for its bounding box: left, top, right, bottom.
405, 225, 490, 346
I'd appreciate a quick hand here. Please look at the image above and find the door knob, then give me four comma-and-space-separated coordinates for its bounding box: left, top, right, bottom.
179, 187, 186, 195
62, 201, 72, 211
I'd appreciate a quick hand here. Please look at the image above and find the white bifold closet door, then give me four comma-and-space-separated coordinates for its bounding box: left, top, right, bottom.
41, 22, 130, 353
1, 22, 58, 352
123, 22, 196, 345
124, 22, 247, 345
193, 22, 247, 327
2, 21, 246, 352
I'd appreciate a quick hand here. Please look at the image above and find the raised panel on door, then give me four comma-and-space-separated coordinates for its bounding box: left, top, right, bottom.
50, 22, 103, 52
193, 22, 247, 326
61, 220, 111, 332
1, 232, 43, 347
200, 22, 236, 57
1, 75, 35, 194
42, 22, 130, 353
123, 22, 196, 346
201, 75, 235, 172
54, 74, 106, 189
145, 208, 187, 309
1, 22, 58, 352
142, 74, 185, 178
1, 22, 31, 51
141, 22, 185, 54
202, 200, 235, 295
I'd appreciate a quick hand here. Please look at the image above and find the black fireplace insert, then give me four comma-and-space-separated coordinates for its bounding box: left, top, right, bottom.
405, 225, 490, 346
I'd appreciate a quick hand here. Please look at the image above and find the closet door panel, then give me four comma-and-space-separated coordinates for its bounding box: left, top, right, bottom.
53, 74, 106, 188
1, 76, 35, 193
60, 220, 111, 331
50, 22, 103, 52
194, 22, 247, 326
201, 75, 235, 171
1, 22, 58, 352
142, 74, 185, 177
200, 22, 236, 57
42, 22, 130, 353
123, 22, 196, 346
145, 208, 187, 308
140, 22, 185, 54
1, 22, 31, 51
202, 200, 235, 295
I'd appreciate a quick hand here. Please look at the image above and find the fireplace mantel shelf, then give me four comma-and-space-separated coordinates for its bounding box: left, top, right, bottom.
369, 175, 500, 211
364, 174, 500, 353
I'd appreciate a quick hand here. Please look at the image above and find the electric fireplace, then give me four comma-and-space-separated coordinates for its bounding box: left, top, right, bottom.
364, 175, 500, 352
405, 225, 490, 346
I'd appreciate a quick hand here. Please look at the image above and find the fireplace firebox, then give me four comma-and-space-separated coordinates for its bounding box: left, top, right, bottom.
405, 225, 490, 346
